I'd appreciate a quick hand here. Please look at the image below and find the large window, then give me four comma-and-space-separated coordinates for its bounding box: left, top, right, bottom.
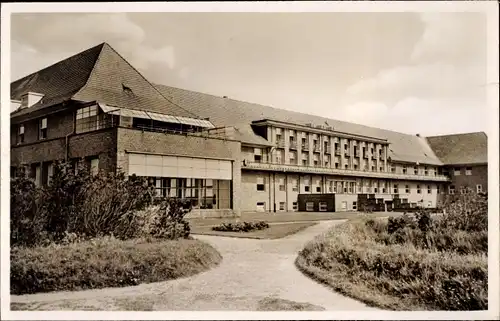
18, 124, 25, 143
151, 177, 231, 209
257, 177, 266, 191
76, 105, 113, 133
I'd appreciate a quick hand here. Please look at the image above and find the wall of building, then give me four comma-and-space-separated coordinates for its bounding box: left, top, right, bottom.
240, 170, 442, 212
116, 127, 242, 215
445, 164, 488, 194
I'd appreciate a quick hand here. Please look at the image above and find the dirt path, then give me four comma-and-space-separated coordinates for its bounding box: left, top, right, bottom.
11, 220, 378, 311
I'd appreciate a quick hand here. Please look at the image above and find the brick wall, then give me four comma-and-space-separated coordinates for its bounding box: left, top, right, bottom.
446, 164, 488, 194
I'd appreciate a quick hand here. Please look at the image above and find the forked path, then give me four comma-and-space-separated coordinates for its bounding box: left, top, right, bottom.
11, 220, 378, 311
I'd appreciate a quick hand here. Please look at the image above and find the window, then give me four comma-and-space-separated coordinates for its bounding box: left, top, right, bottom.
304, 185, 310, 192
427, 185, 431, 194
414, 166, 418, 175
460, 186, 467, 194
276, 151, 283, 164
391, 165, 395, 173
90, 157, 99, 176
454, 168, 461, 176
393, 184, 398, 194
379, 167, 383, 172
449, 185, 455, 194
279, 202, 285, 211
257, 177, 266, 191
316, 186, 321, 193
328, 181, 333, 193
405, 185, 410, 194
254, 148, 262, 163
292, 178, 298, 192
18, 124, 25, 143
371, 165, 375, 171
466, 167, 472, 175
345, 164, 349, 169
417, 185, 421, 194
476, 184, 483, 194
302, 159, 308, 166
256, 202, 266, 211
47, 163, 54, 185
374, 187, 378, 193
424, 167, 428, 175
306, 202, 314, 212
354, 164, 358, 170
349, 182, 354, 194
437, 185, 441, 194
76, 105, 101, 133
289, 151, 296, 164
335, 162, 339, 169
319, 202, 327, 212
382, 187, 386, 193
279, 178, 285, 191
292, 202, 298, 210
39, 118, 47, 139
353, 201, 357, 210
402, 166, 407, 174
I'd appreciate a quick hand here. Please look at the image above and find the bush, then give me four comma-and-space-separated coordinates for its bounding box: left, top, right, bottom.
10, 237, 221, 295
10, 160, 193, 247
297, 193, 488, 310
212, 221, 270, 232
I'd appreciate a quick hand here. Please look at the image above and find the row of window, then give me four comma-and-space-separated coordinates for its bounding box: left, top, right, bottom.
16, 117, 47, 144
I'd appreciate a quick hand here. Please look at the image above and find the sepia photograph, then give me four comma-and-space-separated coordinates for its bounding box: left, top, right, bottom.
1, 1, 498, 319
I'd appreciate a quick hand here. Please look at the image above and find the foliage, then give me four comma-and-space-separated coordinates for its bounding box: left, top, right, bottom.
10, 160, 193, 247
10, 237, 221, 295
297, 193, 488, 311
212, 221, 270, 232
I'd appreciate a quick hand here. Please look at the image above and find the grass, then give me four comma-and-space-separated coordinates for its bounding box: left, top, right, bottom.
295, 219, 487, 311
191, 222, 316, 239
188, 211, 403, 227
257, 297, 325, 311
10, 237, 222, 295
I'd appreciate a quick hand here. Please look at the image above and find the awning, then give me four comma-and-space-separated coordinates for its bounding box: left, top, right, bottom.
97, 103, 214, 129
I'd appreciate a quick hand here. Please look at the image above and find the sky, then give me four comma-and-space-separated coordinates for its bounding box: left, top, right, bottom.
10, 11, 490, 136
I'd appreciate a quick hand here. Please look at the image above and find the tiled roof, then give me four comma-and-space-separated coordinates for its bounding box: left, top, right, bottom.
11, 43, 200, 120
426, 132, 487, 165
154, 84, 443, 165
11, 43, 105, 117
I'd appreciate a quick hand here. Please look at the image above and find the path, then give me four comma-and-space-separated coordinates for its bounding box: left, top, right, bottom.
11, 220, 378, 311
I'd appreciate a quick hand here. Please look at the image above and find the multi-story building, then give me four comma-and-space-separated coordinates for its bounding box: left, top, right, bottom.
427, 132, 488, 197
9, 43, 488, 216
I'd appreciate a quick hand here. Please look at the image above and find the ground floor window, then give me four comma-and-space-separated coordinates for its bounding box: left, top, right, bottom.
476, 184, 483, 193
148, 177, 232, 209
319, 202, 327, 212
352, 201, 357, 210
279, 202, 285, 211
256, 202, 266, 211
292, 202, 298, 210
306, 202, 314, 211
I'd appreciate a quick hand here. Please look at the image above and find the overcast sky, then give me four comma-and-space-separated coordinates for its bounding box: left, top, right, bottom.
10, 12, 489, 136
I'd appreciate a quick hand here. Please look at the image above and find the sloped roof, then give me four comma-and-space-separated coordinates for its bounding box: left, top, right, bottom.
426, 132, 488, 165
154, 84, 443, 165
11, 43, 200, 120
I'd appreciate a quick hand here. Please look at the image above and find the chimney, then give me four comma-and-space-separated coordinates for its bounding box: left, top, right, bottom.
223, 95, 228, 98
416, 133, 420, 137
20, 92, 44, 109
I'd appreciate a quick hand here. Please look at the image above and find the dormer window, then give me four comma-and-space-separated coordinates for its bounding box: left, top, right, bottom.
39, 118, 47, 140
18, 124, 25, 144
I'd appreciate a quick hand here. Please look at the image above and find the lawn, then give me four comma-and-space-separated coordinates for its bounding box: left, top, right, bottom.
188, 211, 403, 227
295, 205, 488, 311
11, 237, 222, 295
191, 222, 317, 239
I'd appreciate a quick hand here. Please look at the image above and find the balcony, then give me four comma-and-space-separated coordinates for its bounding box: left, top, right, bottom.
354, 151, 360, 158
242, 161, 450, 182
363, 154, 369, 159
344, 151, 350, 157
313, 145, 320, 153
372, 155, 377, 160
302, 144, 309, 151
276, 139, 285, 148
289, 141, 297, 150
334, 149, 341, 156
324, 146, 331, 154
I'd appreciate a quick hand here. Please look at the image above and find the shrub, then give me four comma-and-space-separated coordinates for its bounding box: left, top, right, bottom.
212, 221, 270, 232
10, 160, 194, 247
10, 237, 221, 295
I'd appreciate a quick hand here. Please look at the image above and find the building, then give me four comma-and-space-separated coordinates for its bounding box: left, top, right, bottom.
426, 132, 488, 196
10, 43, 488, 217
